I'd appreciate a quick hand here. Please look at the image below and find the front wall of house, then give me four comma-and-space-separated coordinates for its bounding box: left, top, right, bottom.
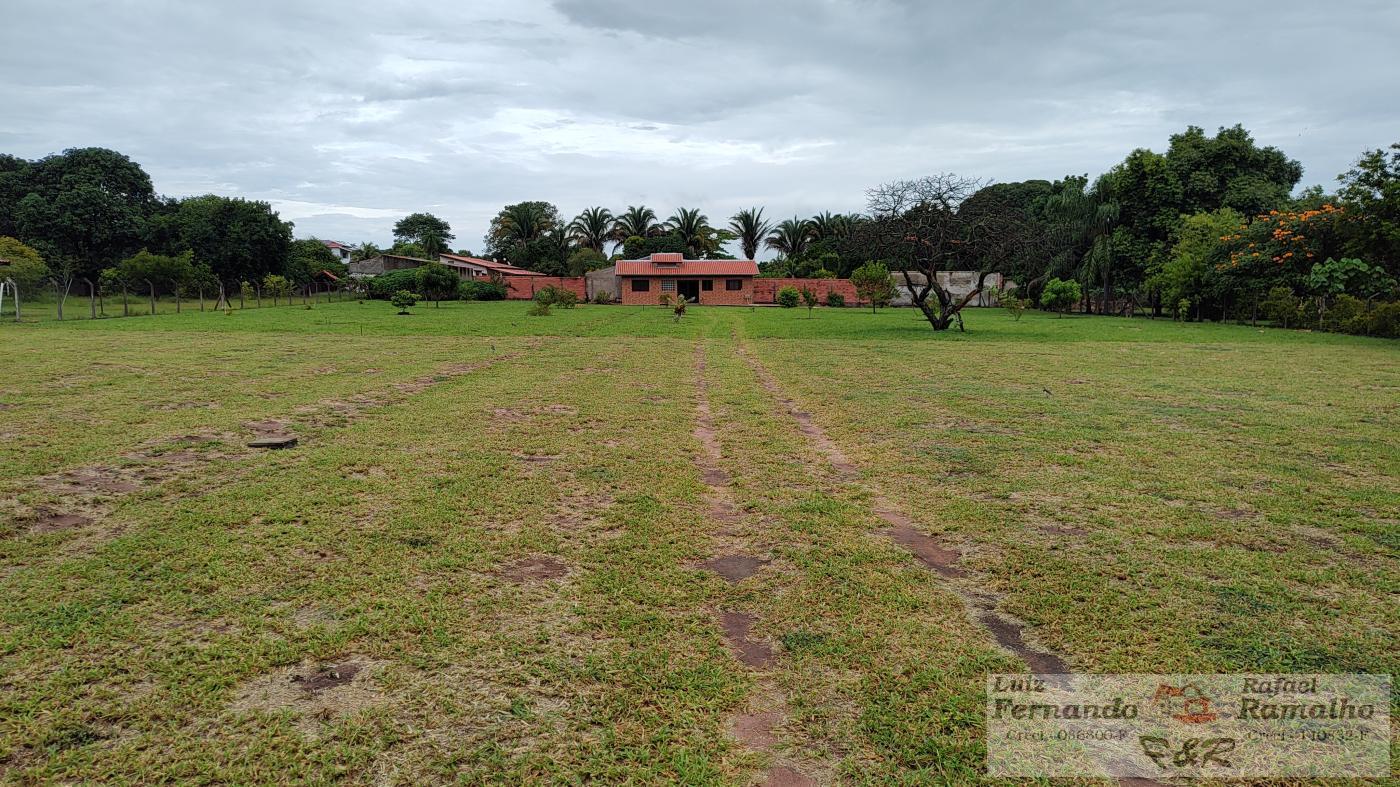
620, 276, 754, 306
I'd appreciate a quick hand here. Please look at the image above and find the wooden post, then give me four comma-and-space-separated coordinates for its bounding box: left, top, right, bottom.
85, 278, 96, 319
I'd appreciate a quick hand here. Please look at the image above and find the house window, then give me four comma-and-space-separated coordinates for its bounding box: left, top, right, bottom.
632, 279, 650, 292
702, 279, 713, 291
726, 279, 743, 291
661, 280, 676, 292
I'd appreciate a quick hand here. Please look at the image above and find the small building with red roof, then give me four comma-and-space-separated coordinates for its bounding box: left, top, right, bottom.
438, 253, 547, 280
616, 253, 759, 306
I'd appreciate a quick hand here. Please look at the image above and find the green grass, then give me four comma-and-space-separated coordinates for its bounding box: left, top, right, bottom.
0, 301, 1395, 783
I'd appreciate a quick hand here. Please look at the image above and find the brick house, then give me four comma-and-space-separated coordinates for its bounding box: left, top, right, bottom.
617, 253, 759, 305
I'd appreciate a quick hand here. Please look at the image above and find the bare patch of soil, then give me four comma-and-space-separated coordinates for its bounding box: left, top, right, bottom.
30, 510, 93, 534
501, 556, 569, 583
731, 710, 783, 748
977, 612, 1068, 675
702, 466, 730, 485
700, 554, 766, 582
228, 656, 388, 737
766, 765, 817, 787
718, 610, 773, 668
39, 467, 143, 495
155, 401, 221, 411
515, 453, 560, 464
293, 662, 362, 693
243, 419, 291, 436
535, 404, 578, 416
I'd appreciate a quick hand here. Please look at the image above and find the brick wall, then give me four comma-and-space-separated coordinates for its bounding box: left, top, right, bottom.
752, 278, 857, 305
504, 276, 587, 300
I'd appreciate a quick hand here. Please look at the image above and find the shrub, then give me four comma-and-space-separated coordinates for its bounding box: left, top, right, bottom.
1039, 277, 1081, 316
671, 296, 687, 321
1365, 301, 1400, 338
776, 286, 800, 308
800, 287, 819, 314
526, 302, 551, 317
591, 290, 611, 304
460, 279, 507, 301
988, 286, 1028, 320
367, 269, 422, 299
1260, 286, 1312, 328
390, 290, 420, 314
825, 291, 845, 308
534, 284, 578, 309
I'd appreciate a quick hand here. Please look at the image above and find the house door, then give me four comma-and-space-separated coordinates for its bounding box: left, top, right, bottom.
677, 280, 700, 302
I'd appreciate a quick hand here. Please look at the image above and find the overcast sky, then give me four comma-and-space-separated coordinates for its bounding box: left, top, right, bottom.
4, 1, 1397, 254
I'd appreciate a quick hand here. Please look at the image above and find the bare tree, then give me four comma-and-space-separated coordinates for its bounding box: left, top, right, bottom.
859, 174, 1044, 331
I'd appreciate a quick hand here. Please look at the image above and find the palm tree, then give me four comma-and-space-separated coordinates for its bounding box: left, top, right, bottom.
728, 207, 772, 260
765, 217, 813, 258
611, 205, 662, 244
1047, 180, 1121, 313
568, 206, 613, 254
494, 201, 554, 247
667, 207, 716, 258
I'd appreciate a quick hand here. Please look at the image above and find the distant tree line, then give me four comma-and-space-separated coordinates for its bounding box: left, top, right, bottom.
4, 124, 1397, 333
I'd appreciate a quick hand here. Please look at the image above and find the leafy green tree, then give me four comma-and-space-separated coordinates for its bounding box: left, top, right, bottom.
390, 289, 419, 314
261, 273, 291, 306
417, 261, 459, 306
667, 207, 732, 258
118, 249, 193, 297
850, 261, 895, 313
1156, 208, 1239, 318
7, 148, 156, 279
1306, 257, 1396, 304
394, 213, 454, 259
728, 207, 772, 260
175, 195, 292, 288
1040, 277, 1082, 316
0, 236, 48, 289
800, 286, 819, 315
1165, 125, 1302, 218
567, 206, 613, 254
1337, 142, 1400, 271
622, 232, 688, 260
566, 247, 608, 276
285, 238, 342, 288
776, 285, 800, 308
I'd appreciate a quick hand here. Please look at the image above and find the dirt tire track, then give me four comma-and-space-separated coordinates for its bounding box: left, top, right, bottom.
691, 342, 821, 787
6, 342, 544, 549
731, 344, 1071, 669
733, 339, 1171, 786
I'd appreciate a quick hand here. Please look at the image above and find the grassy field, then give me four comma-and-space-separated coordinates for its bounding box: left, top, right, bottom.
1, 301, 1396, 784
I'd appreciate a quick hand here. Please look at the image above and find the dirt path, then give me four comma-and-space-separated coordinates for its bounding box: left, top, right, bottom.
691, 341, 819, 787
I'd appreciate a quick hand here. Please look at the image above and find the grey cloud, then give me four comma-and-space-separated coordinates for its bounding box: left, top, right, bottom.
1, 0, 1396, 251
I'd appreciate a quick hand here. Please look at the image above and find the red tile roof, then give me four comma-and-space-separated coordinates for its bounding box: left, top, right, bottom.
616, 253, 758, 277
439, 253, 547, 277
322, 240, 352, 250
